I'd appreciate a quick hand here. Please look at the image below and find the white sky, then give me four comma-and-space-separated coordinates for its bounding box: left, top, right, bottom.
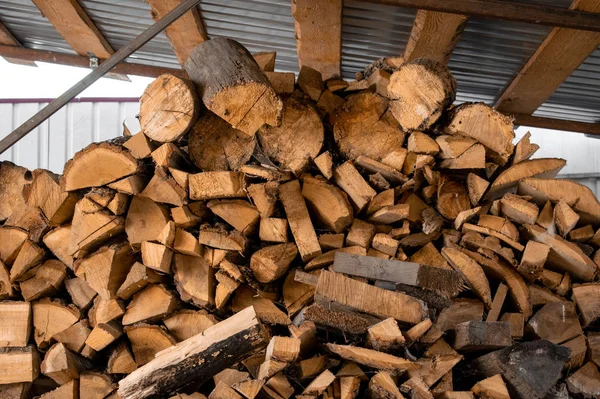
0, 57, 154, 99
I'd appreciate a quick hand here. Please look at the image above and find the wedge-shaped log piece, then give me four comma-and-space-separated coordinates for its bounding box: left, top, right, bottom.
258, 98, 324, 175
554, 200, 579, 236
108, 342, 137, 375
527, 302, 582, 344
333, 252, 464, 298
69, 205, 125, 256
500, 193, 539, 225
233, 286, 290, 326
300, 302, 376, 336
163, 310, 218, 342
452, 321, 512, 352
368, 370, 404, 399
126, 196, 171, 247
326, 344, 418, 371
486, 158, 566, 200
250, 243, 298, 283
188, 111, 254, 171
80, 372, 116, 399
118, 307, 267, 399
39, 379, 78, 399
117, 262, 163, 300
279, 180, 321, 262
472, 340, 570, 399
207, 200, 260, 235
123, 132, 154, 159
388, 59, 456, 131
302, 369, 335, 396
140, 167, 187, 207
437, 176, 471, 220
0, 227, 28, 266
0, 346, 39, 384
76, 243, 135, 300
173, 254, 215, 308
0, 260, 12, 299
315, 270, 427, 325
463, 223, 523, 252
301, 175, 353, 233
440, 144, 486, 170
198, 227, 246, 251
367, 318, 405, 352
32, 298, 80, 349
125, 324, 176, 367
20, 259, 67, 301
122, 284, 178, 325
0, 301, 31, 347
513, 132, 539, 165
53, 319, 91, 353
571, 283, 600, 327
0, 161, 31, 221
10, 239, 44, 282
467, 173, 489, 206
210, 381, 243, 399
566, 361, 600, 399
184, 38, 283, 136
408, 131, 440, 155
444, 103, 514, 165
524, 224, 596, 281
41, 342, 90, 384
332, 92, 406, 170
43, 226, 73, 268
25, 169, 78, 224
189, 172, 246, 201
518, 178, 600, 225
334, 162, 376, 213
265, 336, 301, 363
442, 248, 492, 308
139, 74, 199, 143
141, 242, 173, 274
471, 374, 510, 399
61, 143, 138, 191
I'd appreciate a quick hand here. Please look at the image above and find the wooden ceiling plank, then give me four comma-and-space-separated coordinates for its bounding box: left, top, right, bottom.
145, 0, 207, 66
31, 0, 114, 59
495, 0, 600, 115
0, 22, 21, 46
404, 10, 468, 65
292, 0, 342, 80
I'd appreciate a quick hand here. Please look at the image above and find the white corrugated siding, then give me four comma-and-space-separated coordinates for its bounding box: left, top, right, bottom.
0, 100, 141, 173
1, 100, 598, 196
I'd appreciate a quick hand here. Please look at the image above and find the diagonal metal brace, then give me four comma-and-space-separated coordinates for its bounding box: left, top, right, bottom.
0, 0, 201, 155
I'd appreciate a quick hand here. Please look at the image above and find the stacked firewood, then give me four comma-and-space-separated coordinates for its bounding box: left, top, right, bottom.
1, 37, 599, 399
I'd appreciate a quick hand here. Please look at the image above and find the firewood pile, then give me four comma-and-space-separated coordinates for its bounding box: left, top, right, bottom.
1, 37, 600, 399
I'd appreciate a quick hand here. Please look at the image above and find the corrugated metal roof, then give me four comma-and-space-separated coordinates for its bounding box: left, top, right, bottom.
0, 0, 599, 123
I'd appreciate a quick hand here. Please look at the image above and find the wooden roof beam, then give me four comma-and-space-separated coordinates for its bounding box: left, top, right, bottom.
292, 0, 342, 80
513, 114, 600, 137
31, 0, 114, 59
0, 22, 20, 46
495, 0, 600, 115
359, 0, 600, 32
404, 10, 468, 65
145, 0, 207, 66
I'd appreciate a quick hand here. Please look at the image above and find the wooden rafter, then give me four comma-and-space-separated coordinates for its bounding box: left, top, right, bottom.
360, 0, 600, 32
31, 0, 114, 59
0, 22, 20, 46
145, 0, 207, 66
514, 114, 600, 136
0, 45, 185, 78
404, 10, 468, 65
292, 0, 342, 80
495, 0, 600, 115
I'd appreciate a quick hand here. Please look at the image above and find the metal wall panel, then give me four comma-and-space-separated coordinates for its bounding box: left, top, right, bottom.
0, 100, 140, 173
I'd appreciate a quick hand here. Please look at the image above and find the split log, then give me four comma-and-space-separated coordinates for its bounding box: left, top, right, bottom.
123, 132, 155, 159
32, 299, 80, 348
53, 319, 91, 353
184, 38, 283, 136
279, 180, 321, 262
297, 66, 324, 101
326, 344, 418, 372
571, 283, 600, 327
139, 74, 199, 143
442, 247, 492, 308
118, 307, 267, 399
499, 193, 539, 225
513, 132, 539, 164
10, 240, 45, 282
437, 177, 471, 220
258, 98, 324, 175
554, 200, 579, 236
125, 324, 175, 367
80, 372, 116, 398
141, 242, 173, 274
472, 340, 570, 399
140, 167, 187, 207
387, 59, 456, 131
40, 342, 89, 384
332, 252, 464, 298
444, 103, 514, 165
301, 175, 353, 233
518, 178, 600, 225
20, 259, 67, 301
0, 162, 31, 221
467, 174, 489, 206
440, 144, 486, 170
452, 321, 512, 352
260, 218, 288, 243
0, 301, 31, 347
366, 317, 405, 352
524, 224, 596, 281
314, 270, 427, 325
207, 200, 260, 235
61, 143, 138, 191
250, 243, 298, 283
332, 92, 406, 170
470, 374, 510, 399
25, 169, 78, 225
566, 362, 600, 399
122, 284, 178, 325
334, 162, 376, 212
486, 158, 566, 200
189, 172, 246, 201
0, 346, 39, 384
125, 196, 170, 245
188, 111, 255, 171
0, 227, 28, 265
173, 254, 215, 308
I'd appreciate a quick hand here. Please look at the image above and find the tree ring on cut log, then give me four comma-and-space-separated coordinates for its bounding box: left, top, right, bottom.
258, 98, 324, 175
332, 92, 406, 168
188, 111, 255, 171
388, 58, 457, 131
139, 74, 200, 143
61, 143, 138, 191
